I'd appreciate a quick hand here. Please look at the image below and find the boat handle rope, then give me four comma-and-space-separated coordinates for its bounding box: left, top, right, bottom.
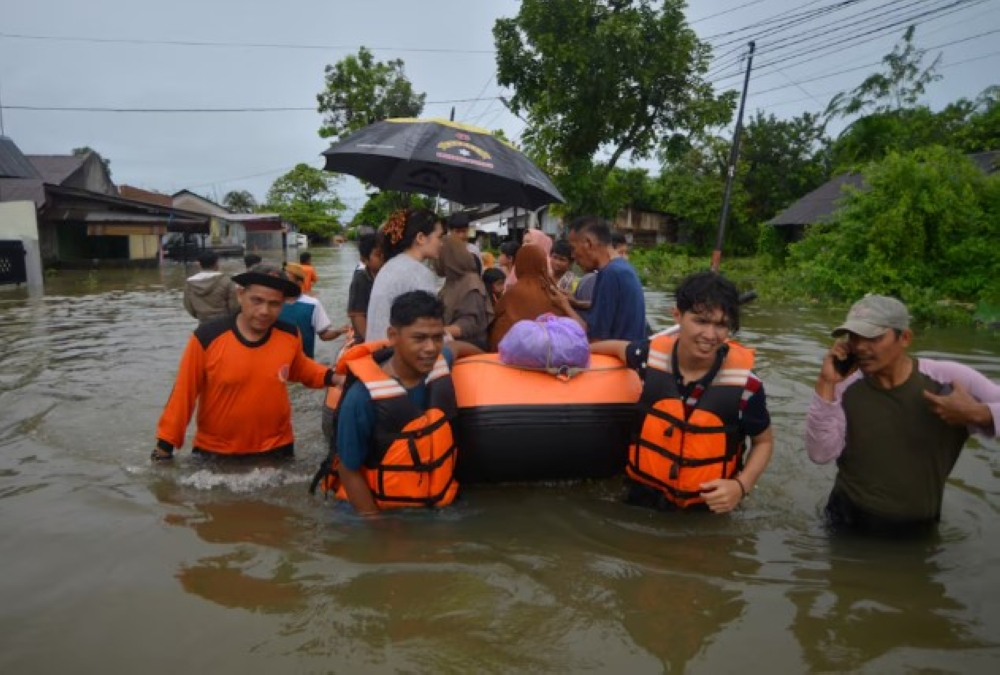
454, 357, 628, 380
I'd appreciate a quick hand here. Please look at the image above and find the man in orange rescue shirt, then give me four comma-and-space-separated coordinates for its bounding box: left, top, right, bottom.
152, 264, 336, 460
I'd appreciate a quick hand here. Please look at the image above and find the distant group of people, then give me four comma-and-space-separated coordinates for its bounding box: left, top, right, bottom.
158, 209, 1000, 539
181, 249, 346, 359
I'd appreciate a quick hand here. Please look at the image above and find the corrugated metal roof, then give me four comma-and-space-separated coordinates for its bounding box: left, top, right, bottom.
0, 136, 40, 179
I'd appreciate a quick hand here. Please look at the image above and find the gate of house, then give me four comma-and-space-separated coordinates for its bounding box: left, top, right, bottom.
0, 240, 28, 286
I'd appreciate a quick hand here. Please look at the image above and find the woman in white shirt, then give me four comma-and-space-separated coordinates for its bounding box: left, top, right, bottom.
364, 208, 445, 343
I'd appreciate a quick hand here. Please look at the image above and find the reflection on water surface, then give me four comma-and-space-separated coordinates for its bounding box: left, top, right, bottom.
1, 247, 999, 673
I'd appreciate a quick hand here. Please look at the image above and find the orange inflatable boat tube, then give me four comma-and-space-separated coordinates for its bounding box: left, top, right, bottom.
450, 354, 642, 483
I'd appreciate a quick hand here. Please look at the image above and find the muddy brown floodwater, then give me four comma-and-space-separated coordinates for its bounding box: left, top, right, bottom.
2, 246, 999, 673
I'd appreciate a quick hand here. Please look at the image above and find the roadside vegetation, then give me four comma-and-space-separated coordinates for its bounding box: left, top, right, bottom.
205, 2, 1000, 326
490, 4, 1000, 327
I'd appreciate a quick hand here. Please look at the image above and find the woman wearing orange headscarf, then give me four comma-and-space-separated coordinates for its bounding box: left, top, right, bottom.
488, 244, 568, 351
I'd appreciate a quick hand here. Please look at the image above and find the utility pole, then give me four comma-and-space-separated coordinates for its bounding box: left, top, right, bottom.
712, 40, 755, 273
0, 77, 6, 135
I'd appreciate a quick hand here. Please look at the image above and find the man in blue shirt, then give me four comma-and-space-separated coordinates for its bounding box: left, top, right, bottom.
562, 216, 646, 342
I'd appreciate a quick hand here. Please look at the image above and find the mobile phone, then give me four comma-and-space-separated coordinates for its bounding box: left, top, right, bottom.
833, 352, 857, 377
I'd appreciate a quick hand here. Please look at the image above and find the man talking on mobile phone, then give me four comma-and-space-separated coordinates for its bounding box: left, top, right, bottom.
806, 294, 1000, 536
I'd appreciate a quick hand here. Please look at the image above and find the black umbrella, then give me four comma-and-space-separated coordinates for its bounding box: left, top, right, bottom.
321, 118, 564, 210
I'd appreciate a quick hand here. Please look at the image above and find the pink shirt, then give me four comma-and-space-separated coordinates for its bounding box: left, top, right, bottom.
805, 357, 1000, 464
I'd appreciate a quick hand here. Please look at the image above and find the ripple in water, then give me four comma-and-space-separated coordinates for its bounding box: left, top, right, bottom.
177, 467, 311, 493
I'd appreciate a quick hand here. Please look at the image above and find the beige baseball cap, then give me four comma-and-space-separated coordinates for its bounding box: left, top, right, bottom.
831, 295, 910, 338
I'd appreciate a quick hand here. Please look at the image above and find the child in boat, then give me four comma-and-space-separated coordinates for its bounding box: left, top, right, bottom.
482, 267, 506, 312
550, 238, 577, 293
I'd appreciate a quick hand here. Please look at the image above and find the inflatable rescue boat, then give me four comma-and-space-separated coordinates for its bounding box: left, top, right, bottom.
449, 354, 641, 483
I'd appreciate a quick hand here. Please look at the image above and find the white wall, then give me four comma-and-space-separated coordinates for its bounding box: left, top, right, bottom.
0, 201, 44, 293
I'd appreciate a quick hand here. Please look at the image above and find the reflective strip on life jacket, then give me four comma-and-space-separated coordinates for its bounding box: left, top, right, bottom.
647, 347, 670, 372
332, 351, 458, 509
364, 378, 409, 400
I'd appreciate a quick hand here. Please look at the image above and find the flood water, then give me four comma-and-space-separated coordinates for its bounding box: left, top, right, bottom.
2, 246, 999, 674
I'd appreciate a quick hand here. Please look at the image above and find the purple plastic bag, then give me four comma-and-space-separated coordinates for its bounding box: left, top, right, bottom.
498, 313, 591, 369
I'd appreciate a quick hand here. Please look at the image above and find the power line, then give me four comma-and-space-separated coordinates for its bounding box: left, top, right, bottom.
711, 0, 989, 87
2, 96, 503, 114
705, 1, 977, 93
0, 31, 495, 55
8, 19, 995, 118
751, 0, 986, 72
703, 0, 868, 45
750, 30, 1000, 98
463, 73, 495, 121
689, 0, 774, 25
754, 47, 1000, 112
184, 164, 302, 191
742, 0, 937, 53
713, 0, 957, 79
750, 23, 1000, 94
707, 0, 980, 79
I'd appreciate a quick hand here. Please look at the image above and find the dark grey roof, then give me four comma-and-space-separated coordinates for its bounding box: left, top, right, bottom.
968, 150, 1000, 174
0, 151, 95, 206
769, 149, 1000, 228
25, 154, 86, 184
767, 173, 865, 227
0, 136, 39, 179
0, 179, 45, 205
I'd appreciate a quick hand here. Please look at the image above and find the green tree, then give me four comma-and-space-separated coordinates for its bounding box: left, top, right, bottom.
829, 86, 1000, 170
653, 138, 755, 255
826, 26, 941, 119
740, 111, 830, 225
953, 86, 1000, 153
72, 146, 112, 178
494, 0, 734, 182
265, 164, 346, 239
787, 146, 1000, 318
351, 190, 433, 229
316, 47, 426, 141
222, 190, 257, 213
825, 26, 945, 169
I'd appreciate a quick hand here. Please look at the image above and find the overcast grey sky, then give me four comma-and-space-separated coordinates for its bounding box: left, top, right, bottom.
2, 0, 997, 217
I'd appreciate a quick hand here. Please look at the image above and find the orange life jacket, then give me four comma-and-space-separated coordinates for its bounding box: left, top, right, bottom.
313, 341, 459, 508
627, 334, 755, 508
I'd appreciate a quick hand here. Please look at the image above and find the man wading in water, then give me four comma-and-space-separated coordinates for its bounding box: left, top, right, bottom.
806, 294, 1000, 535
153, 264, 335, 460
